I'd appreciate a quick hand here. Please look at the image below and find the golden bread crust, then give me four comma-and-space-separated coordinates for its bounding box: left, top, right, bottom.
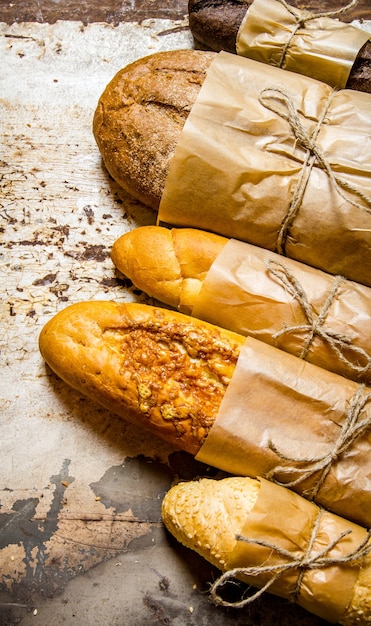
162, 476, 260, 570
111, 226, 227, 313
39, 301, 244, 455
162, 476, 371, 625
340, 556, 371, 625
173, 227, 227, 312
93, 50, 215, 209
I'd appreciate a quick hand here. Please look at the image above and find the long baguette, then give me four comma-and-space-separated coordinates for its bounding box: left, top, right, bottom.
111, 225, 371, 385
39, 301, 244, 456
39, 300, 371, 528
188, 0, 371, 93
162, 476, 371, 625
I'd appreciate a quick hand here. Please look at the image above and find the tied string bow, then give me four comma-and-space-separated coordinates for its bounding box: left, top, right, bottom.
210, 508, 371, 609
258, 87, 371, 255
276, 0, 359, 69
266, 259, 371, 375
267, 385, 371, 500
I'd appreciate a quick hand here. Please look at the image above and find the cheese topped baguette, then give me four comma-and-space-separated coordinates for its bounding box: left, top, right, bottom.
39, 301, 244, 455
39, 300, 371, 529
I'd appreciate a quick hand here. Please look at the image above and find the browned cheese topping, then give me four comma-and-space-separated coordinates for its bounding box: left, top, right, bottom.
109, 319, 240, 447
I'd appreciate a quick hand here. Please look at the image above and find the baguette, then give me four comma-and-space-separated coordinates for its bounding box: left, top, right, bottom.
39, 300, 371, 528
111, 225, 371, 385
39, 301, 244, 456
188, 0, 371, 93
162, 476, 371, 625
93, 49, 215, 210
111, 226, 226, 314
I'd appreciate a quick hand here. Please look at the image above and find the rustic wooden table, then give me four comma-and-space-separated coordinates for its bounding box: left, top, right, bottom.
0, 0, 189, 24
0, 2, 370, 626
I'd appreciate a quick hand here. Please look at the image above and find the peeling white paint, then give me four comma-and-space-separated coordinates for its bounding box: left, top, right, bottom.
0, 18, 191, 592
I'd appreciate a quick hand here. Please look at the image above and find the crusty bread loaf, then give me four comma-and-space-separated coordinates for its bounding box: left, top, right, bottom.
189, 0, 251, 53
39, 300, 371, 528
162, 476, 371, 625
93, 49, 215, 209
111, 224, 371, 386
39, 301, 244, 455
94, 44, 371, 212
162, 476, 261, 570
188, 0, 371, 93
111, 226, 226, 313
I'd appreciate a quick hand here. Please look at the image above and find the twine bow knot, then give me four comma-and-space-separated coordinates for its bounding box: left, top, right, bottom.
210, 509, 371, 609
267, 385, 371, 499
276, 0, 359, 69
258, 85, 371, 254
266, 259, 371, 375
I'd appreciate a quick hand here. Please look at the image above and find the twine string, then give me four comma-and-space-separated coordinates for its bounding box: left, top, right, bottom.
276, 0, 359, 69
258, 87, 371, 255
266, 386, 371, 499
266, 259, 371, 374
210, 509, 371, 609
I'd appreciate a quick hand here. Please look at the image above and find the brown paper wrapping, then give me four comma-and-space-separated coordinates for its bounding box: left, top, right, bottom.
236, 0, 370, 88
222, 478, 369, 623
158, 52, 371, 287
195, 337, 371, 529
192, 238, 371, 385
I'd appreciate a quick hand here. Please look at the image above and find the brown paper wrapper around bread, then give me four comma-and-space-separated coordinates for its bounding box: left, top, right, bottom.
236, 0, 370, 87
40, 301, 371, 528
192, 238, 371, 385
196, 337, 371, 528
158, 52, 371, 287
163, 476, 371, 624
213, 478, 369, 623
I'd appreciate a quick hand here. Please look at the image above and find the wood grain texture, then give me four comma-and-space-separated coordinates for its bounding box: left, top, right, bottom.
0, 0, 190, 25
1, 5, 370, 624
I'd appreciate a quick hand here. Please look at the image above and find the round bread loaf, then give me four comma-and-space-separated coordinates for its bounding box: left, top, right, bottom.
188, 0, 371, 92
93, 49, 215, 209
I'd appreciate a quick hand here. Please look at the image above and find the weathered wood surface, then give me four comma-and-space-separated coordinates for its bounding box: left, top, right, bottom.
1, 4, 370, 625
0, 0, 190, 25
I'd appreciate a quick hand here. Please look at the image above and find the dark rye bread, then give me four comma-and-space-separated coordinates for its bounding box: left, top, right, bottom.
188, 0, 371, 92
93, 49, 215, 209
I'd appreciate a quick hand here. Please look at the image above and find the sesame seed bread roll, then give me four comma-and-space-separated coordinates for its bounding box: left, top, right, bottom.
93, 49, 215, 210
162, 476, 371, 625
38, 301, 244, 455
162, 476, 261, 570
111, 226, 226, 314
